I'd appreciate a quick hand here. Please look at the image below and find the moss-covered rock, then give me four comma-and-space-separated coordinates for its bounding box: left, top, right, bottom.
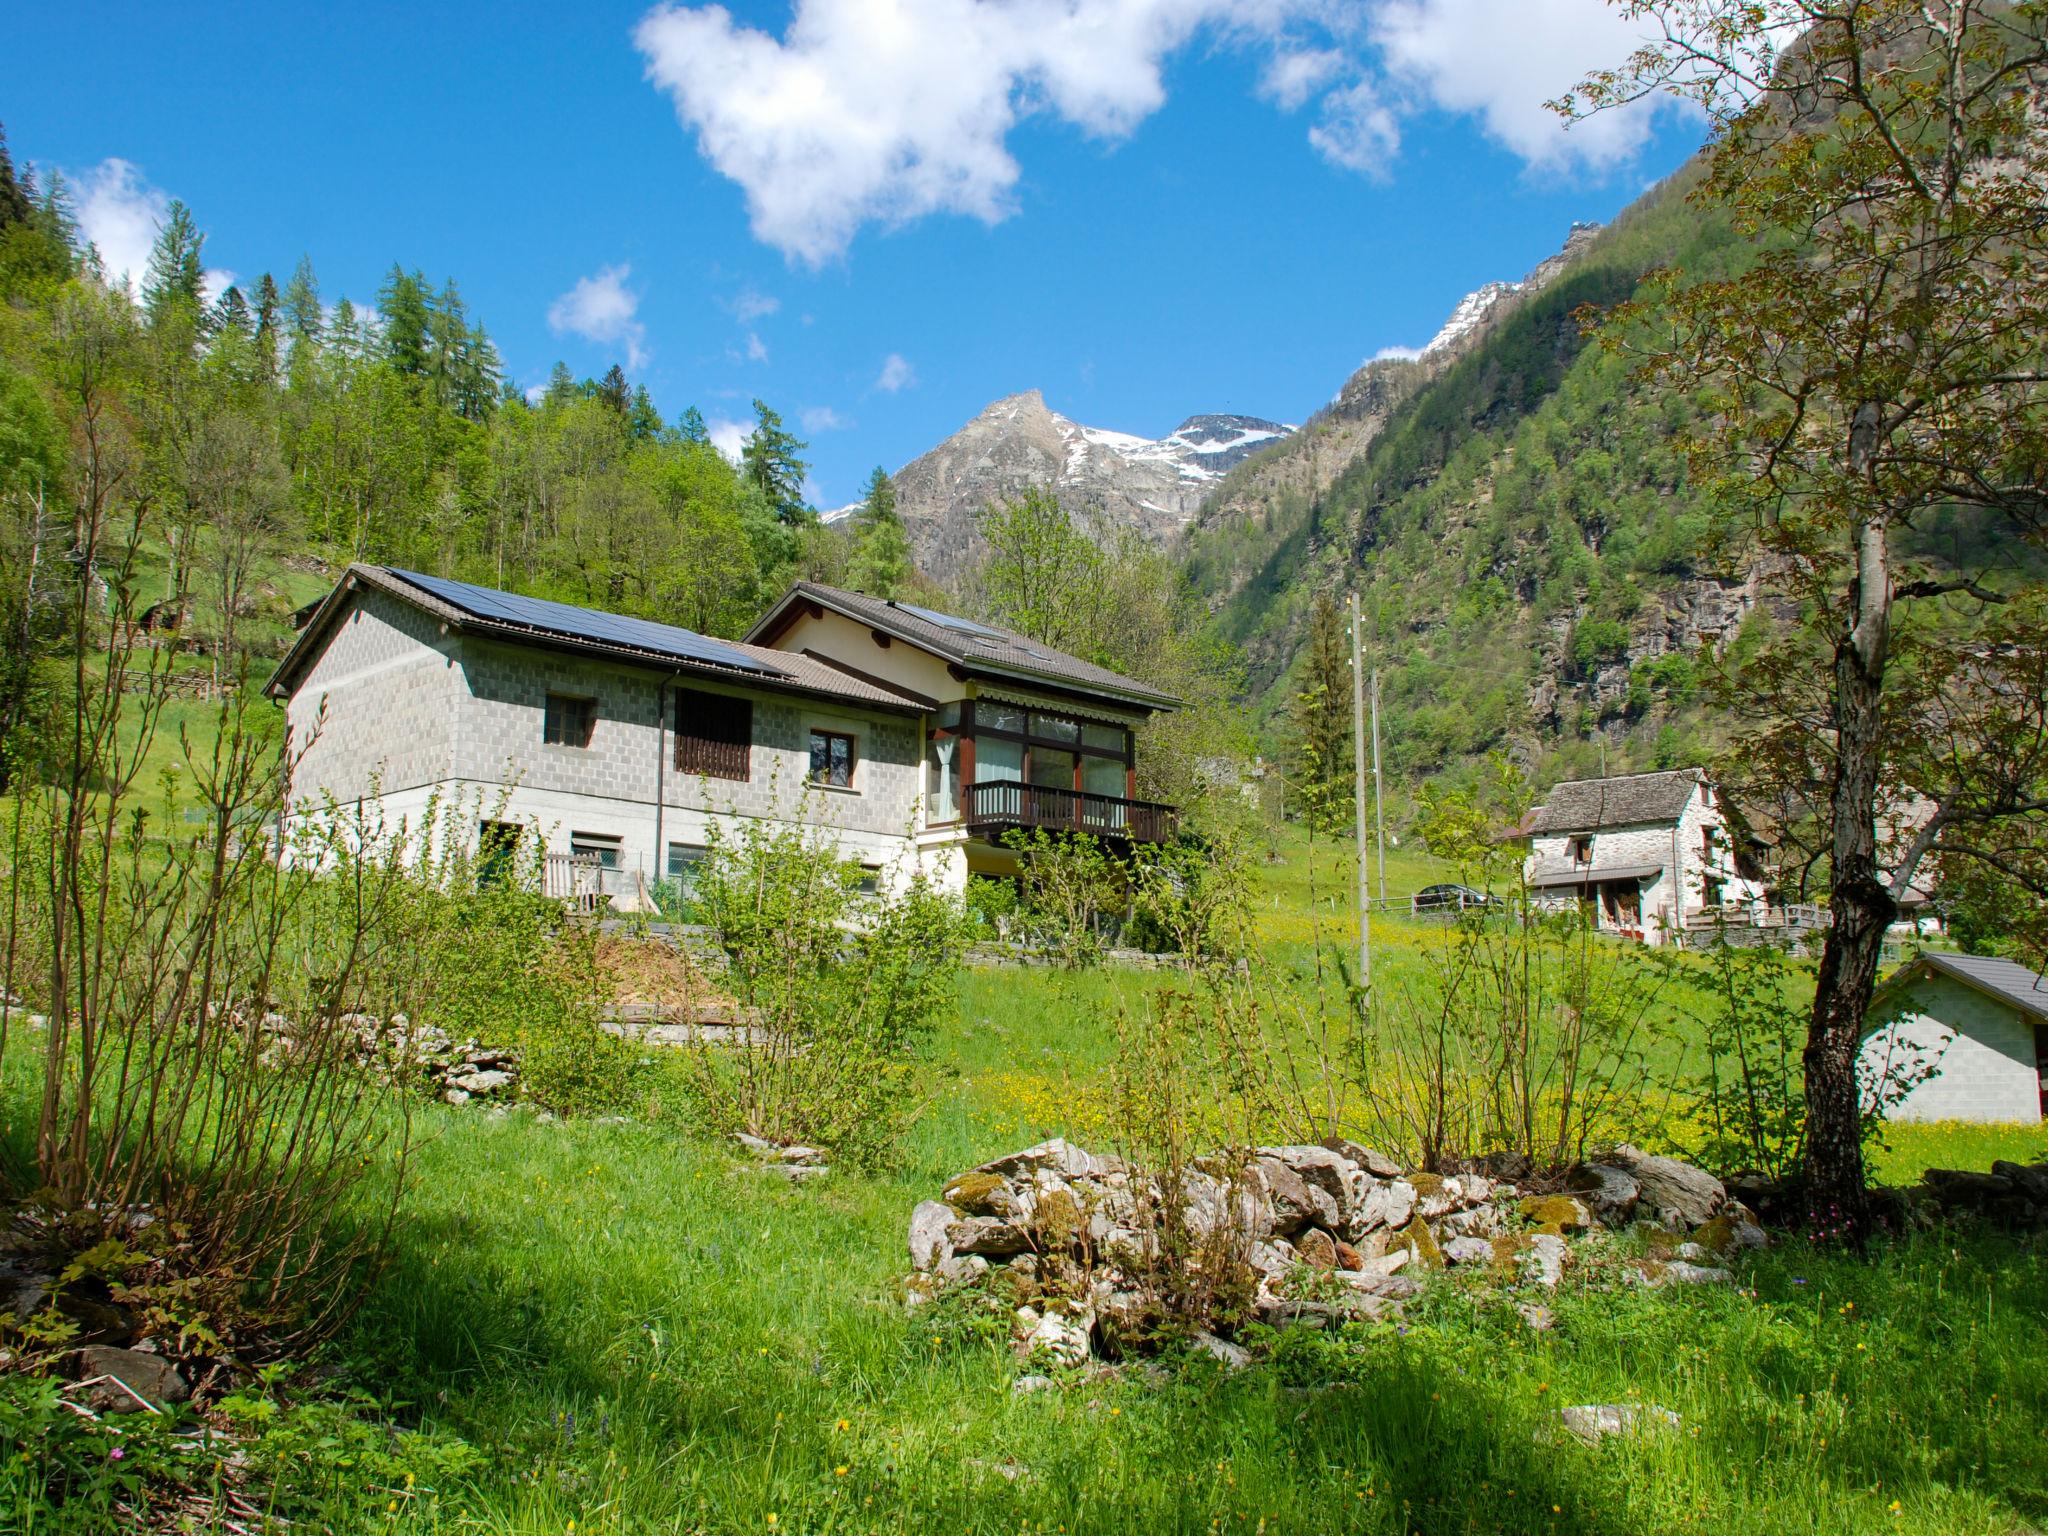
1032, 1186, 1081, 1248
942, 1172, 1011, 1216
1399, 1217, 1443, 1269
1407, 1172, 1448, 1199
1516, 1194, 1592, 1232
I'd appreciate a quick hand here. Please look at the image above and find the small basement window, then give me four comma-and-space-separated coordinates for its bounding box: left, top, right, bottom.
570, 834, 621, 869
809, 729, 856, 789
544, 693, 596, 748
1567, 835, 1592, 866
667, 841, 708, 888
856, 864, 883, 896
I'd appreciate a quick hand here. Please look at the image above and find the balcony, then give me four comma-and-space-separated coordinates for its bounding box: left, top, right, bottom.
964, 780, 1177, 845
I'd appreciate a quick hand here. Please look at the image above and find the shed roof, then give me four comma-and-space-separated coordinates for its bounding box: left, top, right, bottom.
266, 566, 928, 715
1878, 950, 2048, 1024
745, 581, 1180, 711
1528, 769, 1706, 834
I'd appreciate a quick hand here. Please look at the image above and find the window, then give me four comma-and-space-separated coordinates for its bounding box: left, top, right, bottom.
667, 842, 708, 890
1081, 722, 1126, 754
571, 834, 621, 869
809, 729, 856, 789
856, 864, 883, 895
1567, 835, 1592, 866
1033, 712, 1079, 743
928, 731, 960, 822
544, 693, 595, 747
675, 689, 752, 781
478, 820, 522, 888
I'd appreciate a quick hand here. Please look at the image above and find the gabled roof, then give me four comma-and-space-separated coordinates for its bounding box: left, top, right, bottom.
1875, 950, 2048, 1024
266, 566, 927, 715
744, 581, 1180, 711
1528, 768, 1707, 834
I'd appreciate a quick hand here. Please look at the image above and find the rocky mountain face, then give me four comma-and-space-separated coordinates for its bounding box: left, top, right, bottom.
887, 391, 1293, 580
1186, 222, 1607, 611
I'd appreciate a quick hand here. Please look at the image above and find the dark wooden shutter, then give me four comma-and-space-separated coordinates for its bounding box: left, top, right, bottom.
675, 689, 752, 780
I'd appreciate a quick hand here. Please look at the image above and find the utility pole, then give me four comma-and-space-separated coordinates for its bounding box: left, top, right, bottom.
1350, 590, 1371, 1002
1371, 664, 1386, 905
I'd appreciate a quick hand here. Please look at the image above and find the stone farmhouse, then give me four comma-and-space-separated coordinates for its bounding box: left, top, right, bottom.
1860, 951, 2048, 1124
265, 568, 1179, 906
1523, 767, 1768, 944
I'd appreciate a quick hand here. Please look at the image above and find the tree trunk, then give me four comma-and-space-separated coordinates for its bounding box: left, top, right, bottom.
1802, 480, 1894, 1237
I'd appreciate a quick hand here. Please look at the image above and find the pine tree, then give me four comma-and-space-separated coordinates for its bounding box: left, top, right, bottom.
741, 399, 810, 523
627, 385, 663, 442
846, 466, 912, 597
142, 199, 206, 327
210, 283, 252, 340
281, 255, 323, 344
1287, 589, 1354, 834
677, 405, 709, 445
595, 364, 630, 418
251, 272, 281, 382
544, 361, 576, 408
377, 264, 431, 378
456, 324, 501, 421
0, 123, 34, 228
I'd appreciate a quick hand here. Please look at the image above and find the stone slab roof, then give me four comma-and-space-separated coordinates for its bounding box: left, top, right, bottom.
1528, 769, 1706, 834
745, 581, 1180, 711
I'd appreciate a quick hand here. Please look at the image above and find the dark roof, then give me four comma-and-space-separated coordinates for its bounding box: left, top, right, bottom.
1527, 861, 1665, 889
744, 581, 1180, 711
266, 566, 926, 715
1881, 950, 2048, 1023
1528, 769, 1706, 834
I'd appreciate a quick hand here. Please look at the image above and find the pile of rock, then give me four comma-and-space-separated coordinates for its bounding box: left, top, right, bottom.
257, 1009, 523, 1106
906, 1138, 1766, 1369
1919, 1160, 2048, 1226
2, 1213, 199, 1414
733, 1133, 829, 1181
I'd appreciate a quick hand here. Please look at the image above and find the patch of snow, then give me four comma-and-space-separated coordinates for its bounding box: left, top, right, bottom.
1422, 280, 1523, 356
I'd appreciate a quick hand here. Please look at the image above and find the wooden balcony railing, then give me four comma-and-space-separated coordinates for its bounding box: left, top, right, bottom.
964, 780, 1176, 844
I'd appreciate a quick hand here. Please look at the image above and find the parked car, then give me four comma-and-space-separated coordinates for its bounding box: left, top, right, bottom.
1412, 883, 1499, 913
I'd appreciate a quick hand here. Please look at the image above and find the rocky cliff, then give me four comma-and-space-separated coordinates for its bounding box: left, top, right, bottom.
886, 392, 1293, 580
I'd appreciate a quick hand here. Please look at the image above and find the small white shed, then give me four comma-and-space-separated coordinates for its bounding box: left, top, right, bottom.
1859, 952, 2048, 1124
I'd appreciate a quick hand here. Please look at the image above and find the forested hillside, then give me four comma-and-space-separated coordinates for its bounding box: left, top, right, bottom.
1182, 161, 1769, 792
0, 123, 919, 770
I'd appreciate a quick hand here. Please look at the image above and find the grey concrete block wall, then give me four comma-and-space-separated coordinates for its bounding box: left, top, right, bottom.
1860, 976, 2043, 1124
449, 636, 922, 838
287, 589, 459, 804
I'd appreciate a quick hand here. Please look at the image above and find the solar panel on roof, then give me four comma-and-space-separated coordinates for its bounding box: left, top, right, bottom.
888, 599, 1007, 641
387, 569, 783, 676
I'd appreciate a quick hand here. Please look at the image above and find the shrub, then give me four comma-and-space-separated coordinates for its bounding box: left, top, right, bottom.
1004, 827, 1128, 967
679, 804, 968, 1168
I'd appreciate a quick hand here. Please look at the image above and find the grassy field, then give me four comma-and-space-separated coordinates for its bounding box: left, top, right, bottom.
7, 826, 2047, 1535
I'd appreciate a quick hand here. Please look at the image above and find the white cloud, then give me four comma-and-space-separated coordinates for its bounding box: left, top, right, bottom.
800, 405, 848, 432
636, 0, 1357, 264
635, 0, 1685, 262
745, 330, 769, 363
707, 415, 750, 462
73, 158, 232, 300
1370, 0, 1672, 170
874, 352, 917, 393
1307, 80, 1399, 173
1261, 46, 1345, 111
1371, 343, 1424, 362
731, 286, 780, 322
547, 263, 649, 368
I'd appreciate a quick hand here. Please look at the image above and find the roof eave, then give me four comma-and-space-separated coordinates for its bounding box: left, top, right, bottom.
272, 567, 923, 718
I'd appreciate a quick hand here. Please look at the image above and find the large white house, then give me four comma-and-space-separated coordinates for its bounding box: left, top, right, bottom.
1522, 767, 1767, 944
265, 568, 1179, 905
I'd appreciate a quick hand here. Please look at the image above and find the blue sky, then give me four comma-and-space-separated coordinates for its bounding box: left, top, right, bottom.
4, 1, 1706, 507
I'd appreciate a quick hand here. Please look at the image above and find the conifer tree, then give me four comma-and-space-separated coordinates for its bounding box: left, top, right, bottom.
281, 255, 323, 344
627, 386, 663, 442
1287, 589, 1354, 834
142, 199, 206, 327
847, 466, 912, 597
0, 124, 34, 228
741, 399, 810, 523
377, 264, 431, 377
251, 272, 281, 382
677, 405, 709, 445
595, 364, 630, 418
